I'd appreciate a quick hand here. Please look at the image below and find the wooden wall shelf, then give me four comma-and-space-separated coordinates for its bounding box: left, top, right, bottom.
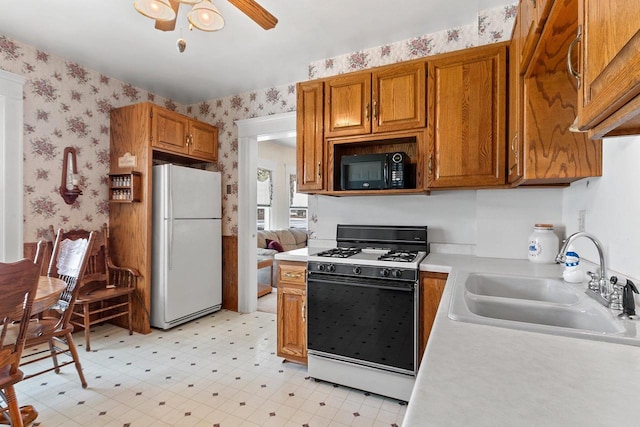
108, 171, 142, 203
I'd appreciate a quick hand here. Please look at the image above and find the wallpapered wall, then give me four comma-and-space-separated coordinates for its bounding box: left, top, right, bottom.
0, 3, 515, 241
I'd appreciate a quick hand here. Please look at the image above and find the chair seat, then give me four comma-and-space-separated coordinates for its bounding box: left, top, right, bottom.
0, 367, 23, 390
76, 285, 134, 303
23, 318, 72, 346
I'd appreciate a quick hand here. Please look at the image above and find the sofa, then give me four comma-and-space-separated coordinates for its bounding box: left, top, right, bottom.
257, 228, 308, 289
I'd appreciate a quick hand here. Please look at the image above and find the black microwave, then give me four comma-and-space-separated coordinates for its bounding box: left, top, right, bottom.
340, 152, 408, 190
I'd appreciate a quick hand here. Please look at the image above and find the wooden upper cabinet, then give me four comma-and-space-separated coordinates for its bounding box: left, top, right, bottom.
426, 44, 507, 189
151, 106, 218, 162
152, 107, 189, 155
508, 16, 524, 184
296, 81, 325, 192
373, 62, 426, 133
519, 0, 602, 185
518, 0, 552, 72
576, 0, 640, 137
188, 120, 218, 161
324, 73, 371, 137
324, 62, 426, 137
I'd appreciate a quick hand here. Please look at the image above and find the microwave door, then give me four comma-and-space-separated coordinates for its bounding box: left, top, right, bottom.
384, 156, 390, 188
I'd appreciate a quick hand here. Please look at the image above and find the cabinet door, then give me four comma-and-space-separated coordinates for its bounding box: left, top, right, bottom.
373, 62, 426, 133
577, 0, 640, 132
419, 272, 447, 364
508, 18, 524, 185
151, 107, 189, 155
188, 120, 218, 161
296, 81, 324, 192
277, 285, 307, 362
324, 73, 371, 137
426, 45, 507, 189
518, 0, 553, 72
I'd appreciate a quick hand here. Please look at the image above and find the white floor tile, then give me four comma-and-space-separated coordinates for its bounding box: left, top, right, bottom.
12, 310, 405, 426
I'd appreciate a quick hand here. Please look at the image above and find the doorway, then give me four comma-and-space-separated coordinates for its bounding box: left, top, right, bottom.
236, 112, 296, 313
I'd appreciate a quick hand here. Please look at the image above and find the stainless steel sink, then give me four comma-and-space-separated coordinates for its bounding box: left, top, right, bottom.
448, 272, 639, 345
465, 273, 579, 304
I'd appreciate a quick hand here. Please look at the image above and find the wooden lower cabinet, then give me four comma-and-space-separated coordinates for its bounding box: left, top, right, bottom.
419, 271, 448, 364
277, 261, 307, 364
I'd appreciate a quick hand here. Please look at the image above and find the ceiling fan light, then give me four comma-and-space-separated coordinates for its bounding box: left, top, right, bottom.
188, 0, 225, 32
179, 0, 203, 4
133, 0, 176, 21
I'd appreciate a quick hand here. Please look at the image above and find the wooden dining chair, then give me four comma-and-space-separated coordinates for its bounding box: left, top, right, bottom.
19, 228, 95, 389
0, 245, 44, 426
71, 223, 139, 351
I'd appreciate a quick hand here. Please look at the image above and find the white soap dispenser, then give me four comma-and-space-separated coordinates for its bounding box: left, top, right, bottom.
562, 248, 585, 283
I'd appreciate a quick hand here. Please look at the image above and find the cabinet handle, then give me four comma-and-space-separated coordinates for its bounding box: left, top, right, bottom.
567, 25, 582, 89
373, 100, 378, 121
428, 155, 433, 175
284, 272, 303, 279
301, 302, 306, 322
365, 103, 369, 121
317, 162, 321, 178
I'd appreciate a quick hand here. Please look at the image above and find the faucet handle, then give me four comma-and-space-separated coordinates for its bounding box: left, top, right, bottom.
609, 276, 623, 310
586, 271, 599, 292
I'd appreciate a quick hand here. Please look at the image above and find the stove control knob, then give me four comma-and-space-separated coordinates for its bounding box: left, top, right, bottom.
392, 269, 403, 278
327, 264, 336, 273
317, 264, 326, 271
380, 268, 390, 277
353, 266, 362, 275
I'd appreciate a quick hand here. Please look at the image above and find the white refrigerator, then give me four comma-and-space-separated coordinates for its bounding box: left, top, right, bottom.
151, 164, 222, 329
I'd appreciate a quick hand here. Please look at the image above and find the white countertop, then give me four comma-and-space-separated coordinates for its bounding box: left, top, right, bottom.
274, 247, 309, 262
406, 253, 640, 426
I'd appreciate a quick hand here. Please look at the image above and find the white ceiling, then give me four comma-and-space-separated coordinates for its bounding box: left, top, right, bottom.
0, 0, 514, 105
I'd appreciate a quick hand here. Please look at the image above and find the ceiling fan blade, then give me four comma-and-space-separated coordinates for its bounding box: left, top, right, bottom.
154, 0, 180, 31
227, 0, 278, 30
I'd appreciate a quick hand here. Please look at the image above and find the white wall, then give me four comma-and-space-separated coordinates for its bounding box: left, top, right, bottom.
257, 141, 296, 230
562, 135, 640, 281
310, 187, 564, 259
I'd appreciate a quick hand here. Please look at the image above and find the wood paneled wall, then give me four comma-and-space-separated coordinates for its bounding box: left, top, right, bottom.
222, 236, 238, 311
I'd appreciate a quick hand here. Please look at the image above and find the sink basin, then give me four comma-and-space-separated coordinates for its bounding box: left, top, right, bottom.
448, 272, 638, 345
465, 273, 579, 304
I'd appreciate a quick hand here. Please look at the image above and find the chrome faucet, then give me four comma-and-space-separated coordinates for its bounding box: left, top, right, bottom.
556, 231, 611, 306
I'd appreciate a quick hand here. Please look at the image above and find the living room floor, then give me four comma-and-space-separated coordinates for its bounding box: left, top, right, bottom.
16, 310, 407, 426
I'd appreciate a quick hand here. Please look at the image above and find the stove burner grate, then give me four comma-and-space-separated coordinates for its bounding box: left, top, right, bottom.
377, 250, 418, 263
315, 247, 362, 258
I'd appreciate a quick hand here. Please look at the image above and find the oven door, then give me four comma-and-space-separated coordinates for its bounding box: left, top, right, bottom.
307, 273, 417, 375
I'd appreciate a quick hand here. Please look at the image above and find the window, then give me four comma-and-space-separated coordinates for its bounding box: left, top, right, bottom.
257, 168, 273, 230
288, 173, 308, 229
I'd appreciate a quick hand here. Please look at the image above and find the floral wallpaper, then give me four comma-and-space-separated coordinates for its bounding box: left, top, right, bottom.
184, 86, 296, 235
1, 3, 514, 241
309, 4, 516, 78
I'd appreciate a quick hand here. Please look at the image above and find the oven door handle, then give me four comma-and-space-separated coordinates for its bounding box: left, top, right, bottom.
308, 277, 414, 292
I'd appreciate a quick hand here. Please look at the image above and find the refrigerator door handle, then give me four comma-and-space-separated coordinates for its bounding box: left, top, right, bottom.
168, 167, 174, 270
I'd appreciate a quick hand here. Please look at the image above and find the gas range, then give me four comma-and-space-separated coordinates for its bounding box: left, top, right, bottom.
307, 225, 428, 280
309, 247, 427, 269
306, 224, 428, 401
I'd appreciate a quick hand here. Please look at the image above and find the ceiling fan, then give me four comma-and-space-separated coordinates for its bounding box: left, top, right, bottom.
134, 0, 278, 32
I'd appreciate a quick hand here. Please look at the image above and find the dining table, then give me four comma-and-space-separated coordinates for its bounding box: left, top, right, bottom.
5, 276, 67, 426
33, 276, 66, 314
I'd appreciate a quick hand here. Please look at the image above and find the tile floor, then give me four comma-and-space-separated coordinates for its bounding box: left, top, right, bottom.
15, 310, 407, 426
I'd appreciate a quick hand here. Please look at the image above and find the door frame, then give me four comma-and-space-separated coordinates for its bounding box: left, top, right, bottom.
236, 112, 296, 313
